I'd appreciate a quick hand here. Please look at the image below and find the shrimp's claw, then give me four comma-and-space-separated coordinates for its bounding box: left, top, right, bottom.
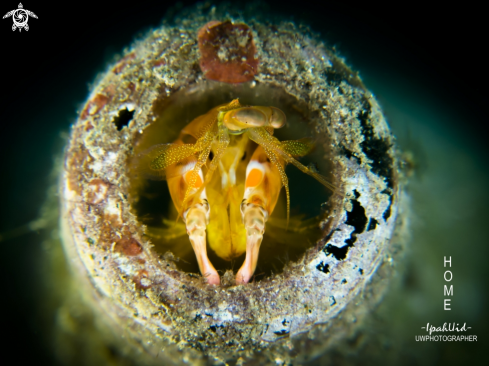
185, 201, 220, 285
236, 145, 282, 284
236, 203, 266, 284
166, 158, 220, 284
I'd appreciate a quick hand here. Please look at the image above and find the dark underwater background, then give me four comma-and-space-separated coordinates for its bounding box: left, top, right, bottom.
1, 1, 487, 365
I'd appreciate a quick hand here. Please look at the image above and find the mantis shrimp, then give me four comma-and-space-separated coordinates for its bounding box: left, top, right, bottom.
136, 99, 336, 285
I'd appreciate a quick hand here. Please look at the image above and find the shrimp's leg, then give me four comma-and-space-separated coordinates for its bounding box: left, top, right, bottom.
236, 146, 284, 284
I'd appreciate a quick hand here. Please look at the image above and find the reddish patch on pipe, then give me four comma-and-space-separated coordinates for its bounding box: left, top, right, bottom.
133, 270, 152, 290
114, 237, 143, 256
86, 178, 110, 205
127, 81, 136, 92
80, 84, 116, 120
153, 58, 166, 67
80, 93, 109, 120
112, 52, 136, 75
198, 20, 258, 83
79, 84, 116, 120
84, 122, 94, 132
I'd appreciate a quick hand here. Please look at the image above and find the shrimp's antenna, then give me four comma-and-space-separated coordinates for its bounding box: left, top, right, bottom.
247, 128, 290, 228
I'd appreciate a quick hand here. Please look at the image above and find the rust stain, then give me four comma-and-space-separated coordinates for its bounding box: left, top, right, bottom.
114, 237, 143, 256
133, 270, 152, 290
80, 93, 109, 120
198, 20, 258, 83
80, 84, 116, 120
112, 52, 136, 74
86, 179, 110, 205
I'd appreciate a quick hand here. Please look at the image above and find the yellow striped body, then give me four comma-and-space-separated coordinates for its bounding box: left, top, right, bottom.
206, 135, 249, 260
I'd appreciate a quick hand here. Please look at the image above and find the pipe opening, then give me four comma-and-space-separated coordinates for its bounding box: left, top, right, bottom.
129, 81, 335, 280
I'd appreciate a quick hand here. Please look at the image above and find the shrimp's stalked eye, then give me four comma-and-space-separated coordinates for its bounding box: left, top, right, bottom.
225, 107, 267, 129
222, 105, 287, 133
269, 107, 286, 129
